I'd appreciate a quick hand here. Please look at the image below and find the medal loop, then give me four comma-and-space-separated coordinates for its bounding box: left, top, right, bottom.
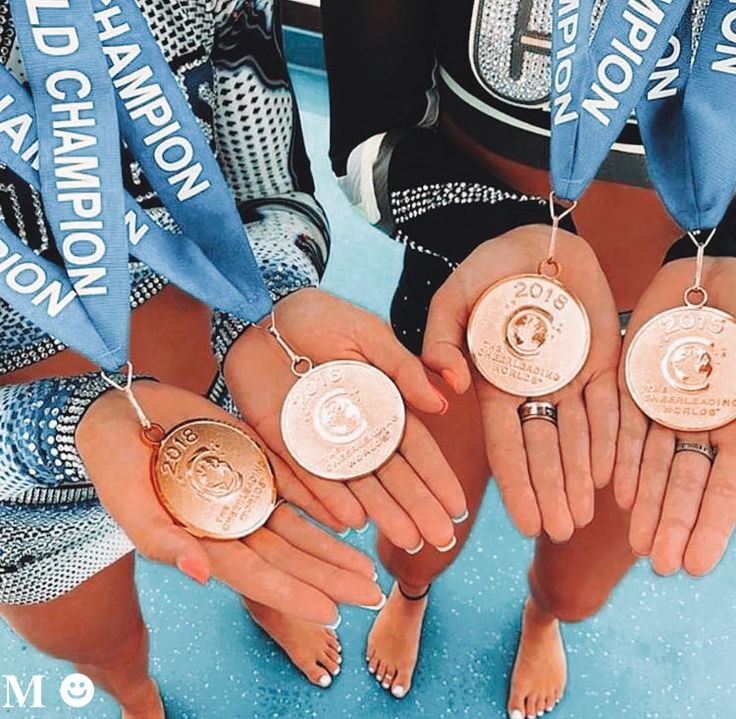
100, 362, 155, 432
264, 313, 314, 378
682, 229, 716, 308
546, 193, 577, 268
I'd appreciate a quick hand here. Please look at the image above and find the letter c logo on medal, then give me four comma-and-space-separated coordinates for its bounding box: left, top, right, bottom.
313, 389, 369, 445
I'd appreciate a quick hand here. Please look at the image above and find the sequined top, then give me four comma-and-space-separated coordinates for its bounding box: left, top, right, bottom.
0, 0, 329, 376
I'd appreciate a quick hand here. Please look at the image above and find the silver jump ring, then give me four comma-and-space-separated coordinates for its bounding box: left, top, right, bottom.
674, 441, 717, 463
518, 401, 558, 426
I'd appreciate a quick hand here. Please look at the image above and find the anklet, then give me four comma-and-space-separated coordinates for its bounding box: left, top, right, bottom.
398, 583, 431, 601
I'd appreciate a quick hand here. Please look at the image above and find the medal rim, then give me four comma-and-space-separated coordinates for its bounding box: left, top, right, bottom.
466, 272, 592, 397
150, 417, 278, 540
280, 359, 407, 481
625, 304, 736, 432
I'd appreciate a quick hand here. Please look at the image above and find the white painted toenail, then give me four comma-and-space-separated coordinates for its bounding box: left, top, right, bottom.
392, 685, 406, 698
436, 535, 457, 553
337, 656, 342, 664
376, 675, 383, 682
368, 666, 375, 674
332, 667, 340, 676
382, 682, 390, 689
451, 508, 469, 524
405, 539, 424, 555
319, 675, 331, 688
537, 712, 544, 717
509, 711, 524, 719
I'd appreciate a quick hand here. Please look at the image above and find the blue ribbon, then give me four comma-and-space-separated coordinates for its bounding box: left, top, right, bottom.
638, 1, 736, 230
550, 0, 693, 201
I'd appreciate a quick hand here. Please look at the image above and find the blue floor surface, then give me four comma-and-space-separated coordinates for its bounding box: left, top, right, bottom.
1, 66, 734, 719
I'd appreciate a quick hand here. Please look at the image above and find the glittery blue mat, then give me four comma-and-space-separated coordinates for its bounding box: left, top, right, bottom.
1, 66, 734, 719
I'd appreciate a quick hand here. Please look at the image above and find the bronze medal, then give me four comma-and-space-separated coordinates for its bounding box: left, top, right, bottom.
150, 419, 277, 539
467, 272, 591, 397
626, 304, 736, 432
280, 360, 405, 480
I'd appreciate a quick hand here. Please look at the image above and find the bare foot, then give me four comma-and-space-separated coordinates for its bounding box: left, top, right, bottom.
120, 680, 165, 719
244, 598, 341, 688
507, 597, 566, 718
366, 582, 428, 699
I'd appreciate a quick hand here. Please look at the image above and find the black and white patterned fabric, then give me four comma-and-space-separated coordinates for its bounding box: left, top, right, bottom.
0, 0, 329, 604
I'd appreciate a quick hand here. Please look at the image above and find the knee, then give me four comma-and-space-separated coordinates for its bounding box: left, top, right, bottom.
77, 618, 148, 671
529, 570, 611, 624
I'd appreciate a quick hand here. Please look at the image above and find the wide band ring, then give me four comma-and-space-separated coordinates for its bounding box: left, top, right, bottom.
518, 401, 558, 426
674, 441, 717, 463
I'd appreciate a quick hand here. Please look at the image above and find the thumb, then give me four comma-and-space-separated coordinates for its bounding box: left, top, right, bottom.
421, 282, 473, 394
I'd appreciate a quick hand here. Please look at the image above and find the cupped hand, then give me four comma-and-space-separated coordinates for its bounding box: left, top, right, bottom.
76, 380, 382, 625
613, 257, 736, 576
222, 288, 468, 554
422, 224, 621, 541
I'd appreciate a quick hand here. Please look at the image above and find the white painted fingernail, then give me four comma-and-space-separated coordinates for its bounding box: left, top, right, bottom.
405, 539, 424, 555
319, 675, 331, 688
337, 528, 351, 538
451, 509, 469, 524
359, 593, 387, 611
323, 613, 341, 630
372, 570, 378, 581
436, 535, 457, 553
392, 685, 406, 698
356, 521, 370, 534
509, 711, 524, 719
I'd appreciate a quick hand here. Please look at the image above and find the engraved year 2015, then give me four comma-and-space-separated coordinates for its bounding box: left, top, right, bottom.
513, 280, 568, 310
664, 311, 724, 335
160, 427, 199, 476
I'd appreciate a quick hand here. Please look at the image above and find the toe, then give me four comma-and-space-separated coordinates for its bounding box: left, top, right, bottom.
305, 664, 332, 689
543, 694, 555, 713
375, 660, 386, 682
534, 696, 547, 716
326, 633, 340, 653
325, 646, 341, 665
381, 666, 395, 690
367, 653, 379, 675
391, 667, 412, 700
525, 694, 539, 718
507, 685, 526, 719
320, 652, 341, 677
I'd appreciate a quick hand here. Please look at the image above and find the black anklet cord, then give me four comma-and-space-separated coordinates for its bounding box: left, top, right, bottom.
398, 583, 431, 601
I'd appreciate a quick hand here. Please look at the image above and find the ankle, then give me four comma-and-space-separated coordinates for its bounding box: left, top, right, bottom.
524, 596, 557, 626
119, 678, 162, 717
396, 581, 431, 601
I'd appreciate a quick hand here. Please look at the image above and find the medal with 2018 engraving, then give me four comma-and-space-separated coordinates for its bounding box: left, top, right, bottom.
626, 232, 736, 432
467, 198, 591, 397
260, 317, 405, 480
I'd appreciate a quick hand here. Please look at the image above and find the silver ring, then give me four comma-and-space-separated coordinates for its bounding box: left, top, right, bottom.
674, 441, 717, 463
518, 401, 558, 426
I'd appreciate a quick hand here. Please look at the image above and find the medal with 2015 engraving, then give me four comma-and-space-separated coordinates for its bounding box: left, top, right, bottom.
467, 197, 591, 397
150, 419, 277, 539
626, 232, 736, 432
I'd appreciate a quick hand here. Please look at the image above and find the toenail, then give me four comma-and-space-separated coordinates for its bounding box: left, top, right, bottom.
436, 535, 457, 553
358, 593, 387, 611
382, 682, 390, 689
332, 666, 340, 676
392, 685, 406, 698
376, 674, 383, 682
337, 656, 342, 664
451, 508, 469, 524
509, 711, 524, 719
319, 675, 332, 688
405, 539, 424, 555
537, 713, 544, 717
368, 666, 375, 674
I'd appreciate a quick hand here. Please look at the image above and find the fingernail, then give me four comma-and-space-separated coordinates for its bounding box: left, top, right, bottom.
392, 685, 406, 698
441, 369, 459, 393
509, 711, 524, 719
359, 593, 387, 611
356, 521, 370, 534
337, 528, 352, 538
436, 535, 457, 553
176, 556, 209, 585
323, 613, 341, 630
372, 570, 378, 581
451, 508, 469, 524
431, 385, 449, 414
319, 674, 332, 688
405, 538, 425, 555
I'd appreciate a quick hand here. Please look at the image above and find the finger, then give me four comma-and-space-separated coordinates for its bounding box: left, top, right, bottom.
684, 448, 736, 576
522, 415, 574, 542
267, 504, 376, 579
421, 281, 473, 394
629, 424, 674, 556
377, 454, 455, 549
267, 452, 348, 533
479, 387, 541, 537
203, 538, 338, 625
557, 393, 594, 528
353, 314, 448, 413
348, 475, 424, 550
243, 528, 382, 607
584, 368, 619, 489
650, 436, 711, 575
613, 389, 649, 510
399, 412, 468, 520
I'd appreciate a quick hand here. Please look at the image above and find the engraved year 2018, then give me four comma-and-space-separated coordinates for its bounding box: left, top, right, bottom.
513, 280, 568, 311
664, 311, 724, 335
160, 428, 199, 476
294, 367, 344, 409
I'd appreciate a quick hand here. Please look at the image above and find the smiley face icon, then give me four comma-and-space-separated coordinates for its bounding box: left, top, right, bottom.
59, 673, 95, 708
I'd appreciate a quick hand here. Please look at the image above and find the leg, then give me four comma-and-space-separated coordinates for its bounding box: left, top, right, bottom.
0, 553, 163, 719
367, 376, 492, 698
508, 483, 637, 718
